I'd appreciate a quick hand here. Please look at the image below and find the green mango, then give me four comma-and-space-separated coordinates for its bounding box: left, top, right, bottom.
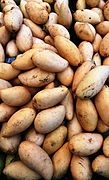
5, 153, 20, 167
5, 154, 15, 167
0, 151, 5, 174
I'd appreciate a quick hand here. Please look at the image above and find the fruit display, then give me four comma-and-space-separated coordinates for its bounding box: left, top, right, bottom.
0, 0, 109, 180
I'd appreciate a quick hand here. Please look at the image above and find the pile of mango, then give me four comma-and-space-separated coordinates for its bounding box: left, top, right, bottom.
0, 0, 109, 180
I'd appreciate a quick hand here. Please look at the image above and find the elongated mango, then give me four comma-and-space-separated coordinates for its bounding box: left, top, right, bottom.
33, 87, 68, 109
34, 105, 65, 134
76, 66, 109, 99
18, 141, 53, 180
3, 161, 41, 180
18, 68, 55, 87
54, 36, 83, 66
69, 133, 103, 156
0, 86, 31, 106
32, 49, 68, 73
